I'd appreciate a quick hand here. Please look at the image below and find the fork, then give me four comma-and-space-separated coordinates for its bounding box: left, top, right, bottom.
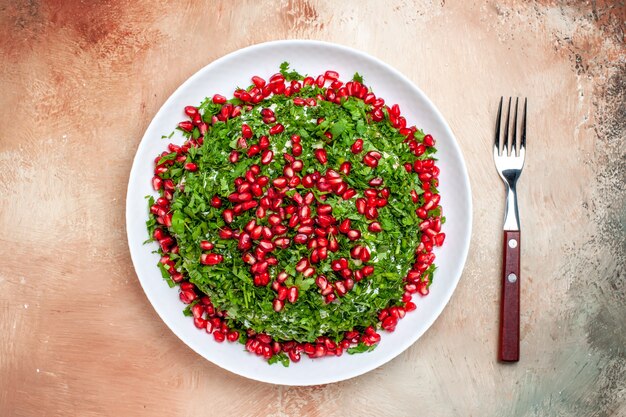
493, 97, 526, 362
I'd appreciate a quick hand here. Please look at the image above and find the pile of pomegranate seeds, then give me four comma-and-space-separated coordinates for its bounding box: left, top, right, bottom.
147, 64, 444, 365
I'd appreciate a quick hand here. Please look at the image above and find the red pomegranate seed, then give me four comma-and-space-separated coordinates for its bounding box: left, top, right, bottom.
335, 281, 347, 297
225, 150, 239, 164
152, 176, 163, 191
213, 330, 225, 342
271, 298, 284, 312
351, 139, 363, 154
312, 276, 328, 292
275, 285, 288, 301
368, 222, 382, 233
314, 149, 328, 164
355, 198, 366, 214
362, 265, 374, 276
261, 150, 274, 165
184, 162, 198, 171
287, 286, 298, 303
424, 134, 435, 147
350, 245, 363, 259
331, 259, 342, 271
200, 240, 214, 250
178, 121, 194, 132
347, 230, 361, 240
272, 177, 287, 188
222, 209, 234, 224
339, 161, 352, 175
184, 106, 198, 118
338, 219, 351, 234
360, 246, 371, 262
338, 188, 354, 200
200, 253, 223, 265
269, 124, 284, 135
255, 136, 269, 150
382, 316, 398, 331
251, 75, 266, 88
212, 94, 227, 104
241, 124, 253, 139
324, 70, 339, 81
371, 108, 384, 122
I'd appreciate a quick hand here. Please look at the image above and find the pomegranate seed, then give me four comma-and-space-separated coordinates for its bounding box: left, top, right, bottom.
269, 271, 287, 285
335, 281, 347, 296
152, 176, 163, 191
324, 70, 339, 81
356, 198, 367, 214
364, 189, 378, 198
371, 108, 384, 122
178, 121, 194, 132
362, 265, 374, 276
347, 230, 361, 240
273, 299, 284, 312
417, 282, 430, 296
200, 253, 223, 265
339, 162, 352, 175
273, 177, 287, 188
424, 134, 435, 147
368, 222, 382, 233
184, 162, 198, 171
251, 75, 266, 88
315, 276, 329, 292
241, 124, 253, 139
363, 153, 379, 168
314, 149, 328, 164
261, 150, 274, 165
184, 106, 198, 118
200, 240, 214, 250
269, 124, 284, 135
382, 316, 398, 331
212, 94, 227, 104
339, 188, 355, 200
287, 350, 301, 362
219, 228, 233, 239
275, 285, 288, 301
222, 209, 234, 223
287, 287, 298, 303
213, 330, 225, 342
351, 139, 363, 154
338, 219, 351, 234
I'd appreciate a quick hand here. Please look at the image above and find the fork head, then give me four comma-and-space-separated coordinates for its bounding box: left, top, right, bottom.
493, 97, 526, 184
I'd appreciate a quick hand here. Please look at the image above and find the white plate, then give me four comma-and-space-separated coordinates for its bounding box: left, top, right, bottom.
126, 40, 472, 386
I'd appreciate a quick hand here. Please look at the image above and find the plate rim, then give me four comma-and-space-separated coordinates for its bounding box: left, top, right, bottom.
126, 39, 473, 386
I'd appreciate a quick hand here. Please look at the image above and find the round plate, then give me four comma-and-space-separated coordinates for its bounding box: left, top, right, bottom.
126, 40, 472, 386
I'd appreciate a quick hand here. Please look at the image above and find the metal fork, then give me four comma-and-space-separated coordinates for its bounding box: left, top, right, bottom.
493, 97, 526, 362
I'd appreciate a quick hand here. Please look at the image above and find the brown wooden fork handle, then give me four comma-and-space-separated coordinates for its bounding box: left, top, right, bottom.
498, 230, 520, 362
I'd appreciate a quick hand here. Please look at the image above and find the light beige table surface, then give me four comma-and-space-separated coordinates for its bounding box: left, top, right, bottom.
1, 1, 624, 416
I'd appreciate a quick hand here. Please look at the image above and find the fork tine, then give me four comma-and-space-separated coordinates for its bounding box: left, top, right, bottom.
511, 97, 519, 156
494, 97, 503, 154
502, 97, 511, 156
520, 98, 527, 150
